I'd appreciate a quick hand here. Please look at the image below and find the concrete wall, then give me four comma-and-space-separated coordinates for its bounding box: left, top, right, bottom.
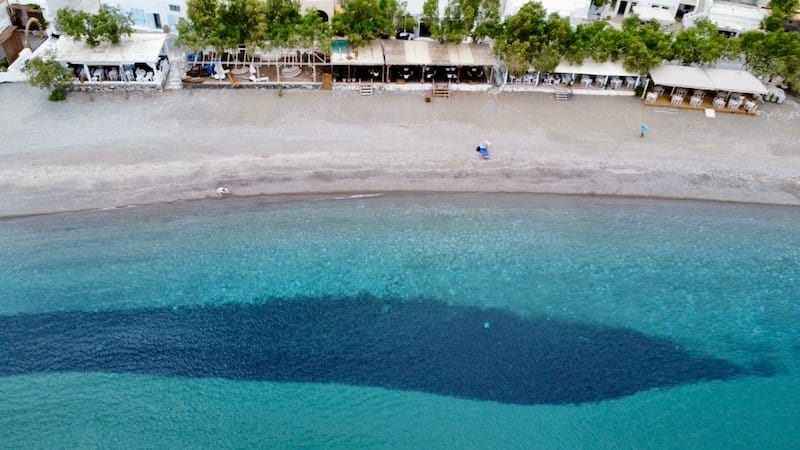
1, 0, 12, 29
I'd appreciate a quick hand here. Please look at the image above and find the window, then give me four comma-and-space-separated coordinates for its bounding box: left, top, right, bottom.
131, 9, 147, 27
169, 5, 180, 12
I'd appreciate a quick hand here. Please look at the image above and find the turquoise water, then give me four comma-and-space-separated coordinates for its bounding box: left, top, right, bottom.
1, 193, 799, 448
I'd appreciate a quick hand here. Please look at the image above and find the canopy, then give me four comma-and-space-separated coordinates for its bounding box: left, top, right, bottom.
383, 40, 494, 66
56, 33, 167, 66
382, 40, 431, 65
554, 59, 637, 77
649, 65, 714, 90
330, 40, 384, 66
703, 68, 767, 95
456, 44, 494, 66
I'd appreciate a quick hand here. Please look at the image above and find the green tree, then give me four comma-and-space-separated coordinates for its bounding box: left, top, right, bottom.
395, 1, 418, 33
332, 0, 397, 48
671, 20, 731, 65
215, 0, 267, 50
493, 3, 577, 74
739, 29, 800, 90
177, 0, 331, 54
26, 53, 74, 101
421, 0, 440, 38
620, 17, 672, 75
763, 0, 799, 31
458, 0, 500, 42
492, 1, 549, 75
176, 0, 218, 50
56, 5, 133, 47
439, 0, 467, 43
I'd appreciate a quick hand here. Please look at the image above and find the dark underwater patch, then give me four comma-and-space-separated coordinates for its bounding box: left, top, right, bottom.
0, 297, 764, 405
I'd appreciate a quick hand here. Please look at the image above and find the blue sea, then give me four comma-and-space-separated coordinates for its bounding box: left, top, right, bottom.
1, 193, 798, 449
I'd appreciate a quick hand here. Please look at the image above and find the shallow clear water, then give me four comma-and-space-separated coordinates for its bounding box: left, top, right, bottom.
1, 193, 799, 448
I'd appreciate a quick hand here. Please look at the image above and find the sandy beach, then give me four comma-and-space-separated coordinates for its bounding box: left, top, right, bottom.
1, 82, 799, 217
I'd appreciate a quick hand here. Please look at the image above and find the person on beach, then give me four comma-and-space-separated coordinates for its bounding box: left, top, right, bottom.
640, 124, 649, 138
476, 140, 491, 159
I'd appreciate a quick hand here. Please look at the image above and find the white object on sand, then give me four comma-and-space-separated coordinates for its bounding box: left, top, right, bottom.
216, 187, 230, 196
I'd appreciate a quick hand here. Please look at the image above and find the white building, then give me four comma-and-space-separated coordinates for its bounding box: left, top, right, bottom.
101, 0, 186, 34
684, 0, 769, 36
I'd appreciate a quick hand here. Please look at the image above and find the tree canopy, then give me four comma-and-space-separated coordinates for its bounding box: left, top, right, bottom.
56, 5, 133, 47
176, 0, 331, 52
423, 0, 499, 43
763, 0, 800, 31
26, 53, 74, 101
332, 0, 397, 48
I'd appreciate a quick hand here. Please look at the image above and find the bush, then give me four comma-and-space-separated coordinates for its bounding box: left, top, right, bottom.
26, 53, 74, 102
633, 83, 644, 97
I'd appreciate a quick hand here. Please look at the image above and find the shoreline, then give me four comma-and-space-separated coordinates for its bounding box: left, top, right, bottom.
1, 84, 799, 217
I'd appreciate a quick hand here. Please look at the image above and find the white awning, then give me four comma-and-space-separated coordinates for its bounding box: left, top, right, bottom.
703, 68, 767, 95
649, 65, 715, 90
554, 59, 637, 77
56, 33, 167, 66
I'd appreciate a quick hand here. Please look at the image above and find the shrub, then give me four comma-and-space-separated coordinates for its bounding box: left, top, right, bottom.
26, 53, 74, 102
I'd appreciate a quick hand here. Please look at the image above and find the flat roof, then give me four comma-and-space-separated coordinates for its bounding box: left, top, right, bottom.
703, 68, 767, 95
650, 65, 767, 94
383, 40, 494, 66
56, 33, 167, 65
555, 59, 638, 77
649, 65, 715, 90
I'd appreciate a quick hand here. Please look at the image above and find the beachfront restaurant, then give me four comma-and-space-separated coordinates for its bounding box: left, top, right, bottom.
644, 64, 767, 115
382, 39, 493, 84
509, 59, 641, 94
55, 32, 170, 88
330, 39, 385, 83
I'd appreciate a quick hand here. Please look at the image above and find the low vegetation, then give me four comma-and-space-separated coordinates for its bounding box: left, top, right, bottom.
26, 53, 74, 101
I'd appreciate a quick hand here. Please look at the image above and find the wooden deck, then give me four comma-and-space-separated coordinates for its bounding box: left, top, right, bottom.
643, 92, 758, 116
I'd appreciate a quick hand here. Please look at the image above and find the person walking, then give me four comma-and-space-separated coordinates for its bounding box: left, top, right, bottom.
640, 124, 649, 138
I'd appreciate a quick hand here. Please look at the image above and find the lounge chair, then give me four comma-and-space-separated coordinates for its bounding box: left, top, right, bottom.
249, 65, 269, 83
212, 63, 229, 80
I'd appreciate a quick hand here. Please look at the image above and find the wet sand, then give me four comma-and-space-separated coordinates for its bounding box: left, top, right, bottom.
1, 83, 799, 217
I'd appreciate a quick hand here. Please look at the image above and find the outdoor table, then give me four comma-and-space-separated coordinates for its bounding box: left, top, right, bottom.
713, 97, 726, 109
645, 92, 658, 104
580, 77, 592, 88
610, 78, 622, 89
689, 95, 703, 107
671, 94, 684, 106
625, 77, 637, 89
744, 100, 757, 112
